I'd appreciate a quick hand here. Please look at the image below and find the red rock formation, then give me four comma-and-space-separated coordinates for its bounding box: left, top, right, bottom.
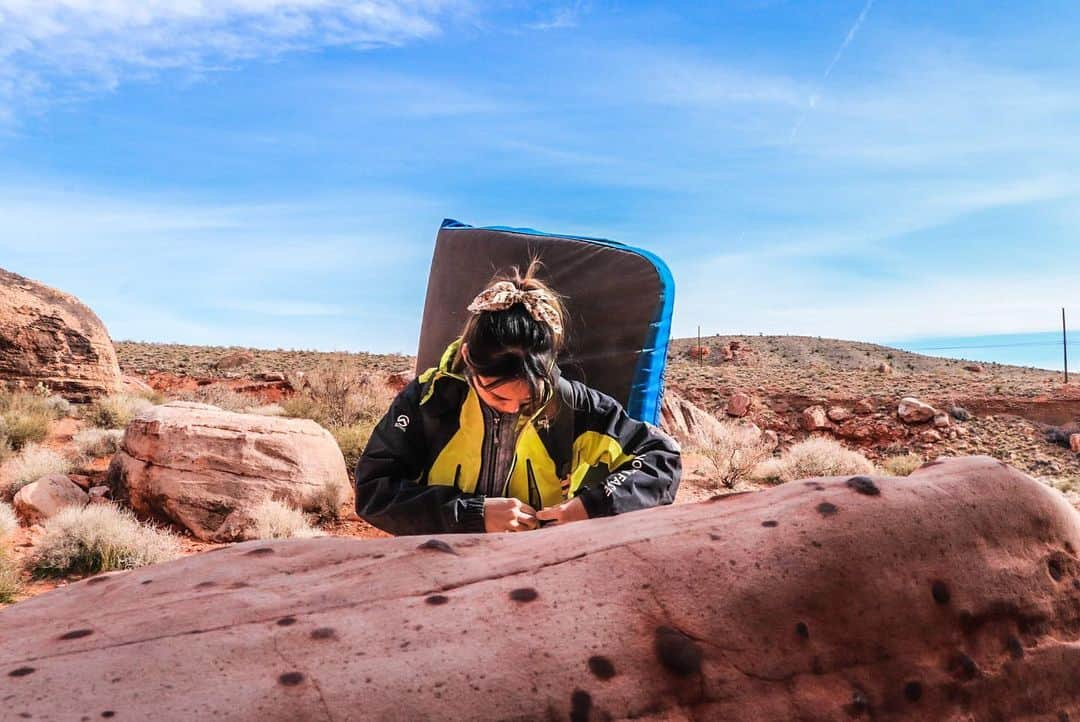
0, 268, 122, 402
1, 456, 1078, 721
108, 401, 351, 541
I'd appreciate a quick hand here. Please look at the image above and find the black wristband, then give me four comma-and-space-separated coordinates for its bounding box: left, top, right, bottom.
460, 495, 487, 532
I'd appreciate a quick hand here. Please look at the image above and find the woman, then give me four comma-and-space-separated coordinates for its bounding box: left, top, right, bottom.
354, 261, 681, 535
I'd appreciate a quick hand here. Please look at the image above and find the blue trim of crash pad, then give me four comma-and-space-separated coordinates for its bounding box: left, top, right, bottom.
440, 219, 674, 425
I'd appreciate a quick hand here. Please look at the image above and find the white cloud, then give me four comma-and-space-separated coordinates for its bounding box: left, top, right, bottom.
0, 0, 470, 117
527, 1, 585, 31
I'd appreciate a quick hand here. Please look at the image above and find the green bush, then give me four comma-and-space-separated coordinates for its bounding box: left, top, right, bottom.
31, 505, 180, 578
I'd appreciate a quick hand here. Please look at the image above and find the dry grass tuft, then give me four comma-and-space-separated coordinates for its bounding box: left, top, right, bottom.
84, 394, 155, 429
0, 391, 66, 451
766, 436, 875, 483
0, 548, 21, 603
309, 477, 350, 525
31, 505, 180, 577
249, 499, 322, 539
73, 428, 125, 459
3, 444, 72, 497
693, 421, 775, 490
0, 501, 17, 541
882, 453, 923, 477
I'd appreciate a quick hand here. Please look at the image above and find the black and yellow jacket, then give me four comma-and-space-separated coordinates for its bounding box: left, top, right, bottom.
354, 338, 681, 535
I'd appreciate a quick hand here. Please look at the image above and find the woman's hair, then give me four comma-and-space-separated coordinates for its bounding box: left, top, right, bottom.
456, 258, 568, 412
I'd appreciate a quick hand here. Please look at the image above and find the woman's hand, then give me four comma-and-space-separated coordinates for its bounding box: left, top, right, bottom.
535, 497, 589, 526
484, 498, 538, 533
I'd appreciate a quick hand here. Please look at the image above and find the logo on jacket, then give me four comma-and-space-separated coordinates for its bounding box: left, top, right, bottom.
395, 414, 410, 431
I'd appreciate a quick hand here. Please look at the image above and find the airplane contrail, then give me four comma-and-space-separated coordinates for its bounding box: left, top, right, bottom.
789, 0, 876, 142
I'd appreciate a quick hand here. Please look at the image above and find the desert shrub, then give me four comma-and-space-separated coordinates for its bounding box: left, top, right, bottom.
284, 364, 395, 429
0, 421, 10, 463
45, 395, 73, 418
309, 477, 350, 525
1045, 427, 1073, 449
694, 421, 775, 490
0, 501, 17, 540
750, 457, 785, 484
1043, 476, 1077, 494
31, 505, 180, 577
72, 428, 125, 458
331, 421, 376, 475
883, 453, 923, 477
949, 405, 971, 422
84, 394, 155, 429
0, 549, 20, 603
771, 436, 875, 483
246, 403, 285, 417
280, 395, 324, 423
175, 385, 253, 413
4, 444, 72, 497
0, 392, 59, 451
249, 499, 321, 539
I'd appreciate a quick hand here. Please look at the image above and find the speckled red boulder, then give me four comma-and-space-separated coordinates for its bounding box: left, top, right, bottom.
1, 456, 1078, 721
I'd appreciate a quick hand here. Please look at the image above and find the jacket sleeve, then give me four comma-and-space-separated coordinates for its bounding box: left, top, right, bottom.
570, 383, 682, 518
354, 380, 487, 536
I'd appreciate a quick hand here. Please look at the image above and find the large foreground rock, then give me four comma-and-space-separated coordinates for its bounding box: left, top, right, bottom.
108, 401, 351, 541
0, 268, 123, 402
3, 456, 1079, 721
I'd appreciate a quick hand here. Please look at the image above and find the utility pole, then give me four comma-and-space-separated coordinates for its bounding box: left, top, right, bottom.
1064, 308, 1069, 384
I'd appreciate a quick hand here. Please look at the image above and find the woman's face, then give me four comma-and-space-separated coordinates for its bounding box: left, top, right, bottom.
472, 374, 532, 414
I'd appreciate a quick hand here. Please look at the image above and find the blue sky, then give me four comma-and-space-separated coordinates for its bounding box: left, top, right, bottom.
1, 1, 1078, 353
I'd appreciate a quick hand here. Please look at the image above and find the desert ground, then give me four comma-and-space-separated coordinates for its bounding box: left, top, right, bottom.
1, 334, 1078, 606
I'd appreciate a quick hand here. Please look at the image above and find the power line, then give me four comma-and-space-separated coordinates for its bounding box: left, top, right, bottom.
898, 340, 1077, 351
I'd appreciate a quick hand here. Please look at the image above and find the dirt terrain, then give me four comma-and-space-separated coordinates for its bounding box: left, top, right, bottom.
4, 335, 1077, 605
668, 335, 1080, 487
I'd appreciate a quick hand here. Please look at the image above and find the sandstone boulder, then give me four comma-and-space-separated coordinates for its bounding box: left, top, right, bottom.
107, 401, 351, 541
898, 396, 936, 424
854, 398, 875, 415
800, 404, 829, 431
726, 392, 751, 418
933, 412, 951, 428
2, 456, 1078, 721
386, 370, 413, 392
659, 392, 723, 447
12, 473, 88, 523
826, 406, 852, 423
0, 268, 122, 402
1071, 433, 1080, 454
